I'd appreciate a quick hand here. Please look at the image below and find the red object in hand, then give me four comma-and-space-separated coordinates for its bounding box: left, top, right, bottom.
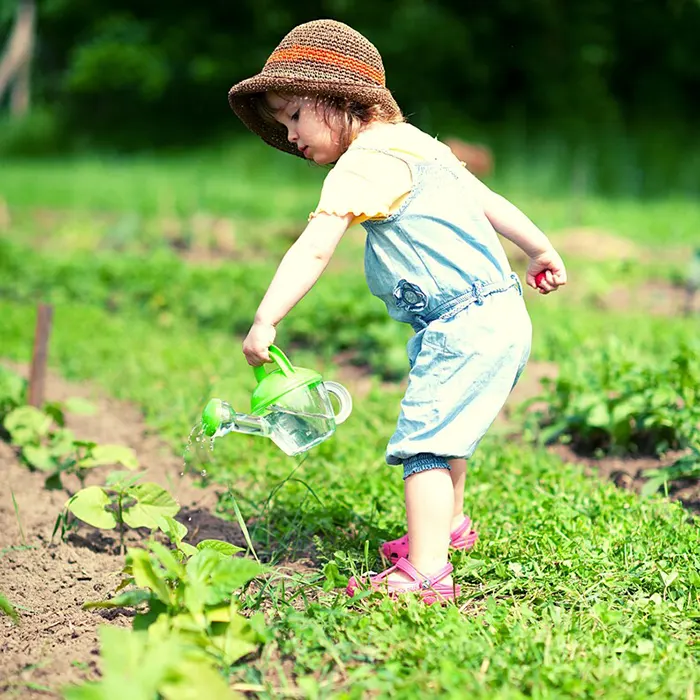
535, 271, 547, 289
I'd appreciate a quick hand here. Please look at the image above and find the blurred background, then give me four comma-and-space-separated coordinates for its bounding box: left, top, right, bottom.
1, 0, 699, 198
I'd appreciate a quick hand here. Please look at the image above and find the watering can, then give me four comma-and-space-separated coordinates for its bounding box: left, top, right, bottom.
201, 345, 352, 456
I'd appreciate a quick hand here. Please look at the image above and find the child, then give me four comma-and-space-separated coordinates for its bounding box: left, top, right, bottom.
229, 19, 566, 604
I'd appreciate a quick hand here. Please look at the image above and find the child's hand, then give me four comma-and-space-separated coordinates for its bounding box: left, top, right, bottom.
527, 249, 567, 294
242, 321, 276, 366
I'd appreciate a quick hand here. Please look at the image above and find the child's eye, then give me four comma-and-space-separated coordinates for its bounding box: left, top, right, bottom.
291, 110, 299, 121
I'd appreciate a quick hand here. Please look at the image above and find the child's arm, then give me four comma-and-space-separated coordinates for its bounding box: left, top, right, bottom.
463, 171, 567, 294
242, 212, 353, 365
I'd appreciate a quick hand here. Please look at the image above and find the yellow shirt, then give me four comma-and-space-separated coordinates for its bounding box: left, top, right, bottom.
310, 122, 461, 225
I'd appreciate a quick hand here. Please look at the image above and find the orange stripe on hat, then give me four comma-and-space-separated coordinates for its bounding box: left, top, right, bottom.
266, 45, 384, 85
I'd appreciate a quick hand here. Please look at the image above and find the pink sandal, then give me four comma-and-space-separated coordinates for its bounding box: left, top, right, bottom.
347, 557, 460, 605
380, 516, 478, 563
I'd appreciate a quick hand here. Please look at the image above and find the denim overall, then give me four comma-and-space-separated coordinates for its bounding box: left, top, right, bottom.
359, 146, 532, 479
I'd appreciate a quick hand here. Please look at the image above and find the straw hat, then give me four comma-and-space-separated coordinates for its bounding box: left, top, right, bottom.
228, 19, 400, 157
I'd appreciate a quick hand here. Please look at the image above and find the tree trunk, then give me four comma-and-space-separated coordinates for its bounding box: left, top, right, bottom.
0, 0, 36, 117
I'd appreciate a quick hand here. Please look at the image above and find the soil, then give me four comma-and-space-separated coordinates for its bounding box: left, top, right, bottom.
0, 363, 247, 699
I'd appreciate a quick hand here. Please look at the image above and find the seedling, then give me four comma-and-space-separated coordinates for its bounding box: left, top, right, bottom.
55, 471, 179, 553
3, 404, 139, 490
63, 626, 239, 700
84, 532, 267, 667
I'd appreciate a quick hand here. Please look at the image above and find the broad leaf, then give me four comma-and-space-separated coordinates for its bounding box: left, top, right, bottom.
196, 540, 243, 557
122, 482, 179, 529
157, 515, 188, 544
66, 487, 117, 529
159, 658, 242, 700
128, 549, 171, 604
80, 444, 139, 470
84, 589, 155, 610
4, 406, 52, 445
23, 445, 55, 471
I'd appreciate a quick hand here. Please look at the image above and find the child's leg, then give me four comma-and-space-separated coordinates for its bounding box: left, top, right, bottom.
447, 458, 467, 529
386, 467, 453, 585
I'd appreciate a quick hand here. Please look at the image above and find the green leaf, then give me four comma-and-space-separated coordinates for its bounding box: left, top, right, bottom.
122, 482, 179, 529
45, 473, 64, 491
178, 541, 198, 557
127, 549, 171, 604
49, 428, 77, 457
187, 550, 262, 607
157, 515, 188, 544
80, 444, 139, 470
195, 540, 243, 556
66, 486, 118, 529
43, 401, 66, 427
210, 608, 263, 665
159, 658, 241, 700
4, 406, 52, 445
98, 626, 173, 699
105, 470, 143, 489
641, 474, 668, 497
586, 402, 610, 429
23, 444, 55, 471
0, 591, 19, 624
83, 589, 155, 610
149, 541, 185, 579
65, 397, 97, 415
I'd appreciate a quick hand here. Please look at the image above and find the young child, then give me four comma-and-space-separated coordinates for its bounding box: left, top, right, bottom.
229, 19, 566, 604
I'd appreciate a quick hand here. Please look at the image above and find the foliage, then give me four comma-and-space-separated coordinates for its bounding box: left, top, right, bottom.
2, 0, 699, 151
55, 471, 179, 552
62, 625, 241, 700
523, 341, 700, 456
642, 447, 700, 497
0, 239, 408, 379
84, 531, 266, 668
3, 401, 138, 490
0, 365, 26, 428
0, 591, 19, 624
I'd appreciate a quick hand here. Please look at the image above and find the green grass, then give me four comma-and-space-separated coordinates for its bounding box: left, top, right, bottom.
1, 299, 698, 698
1, 140, 699, 246
1, 149, 699, 697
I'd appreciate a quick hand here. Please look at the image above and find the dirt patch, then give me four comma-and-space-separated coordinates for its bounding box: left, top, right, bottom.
598, 280, 700, 316
0, 363, 247, 698
550, 444, 700, 515
554, 228, 643, 262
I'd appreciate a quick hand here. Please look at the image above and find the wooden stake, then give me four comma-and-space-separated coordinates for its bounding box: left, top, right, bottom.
28, 303, 52, 407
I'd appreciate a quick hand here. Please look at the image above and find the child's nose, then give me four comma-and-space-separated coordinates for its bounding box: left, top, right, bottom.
287, 126, 298, 143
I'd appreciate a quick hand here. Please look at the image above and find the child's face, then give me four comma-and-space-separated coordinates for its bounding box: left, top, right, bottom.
266, 93, 343, 165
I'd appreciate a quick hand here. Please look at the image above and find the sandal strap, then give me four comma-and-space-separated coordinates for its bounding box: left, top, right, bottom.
394, 557, 453, 586
450, 516, 472, 540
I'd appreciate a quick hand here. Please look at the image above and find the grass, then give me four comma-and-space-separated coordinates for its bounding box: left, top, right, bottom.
1, 143, 699, 697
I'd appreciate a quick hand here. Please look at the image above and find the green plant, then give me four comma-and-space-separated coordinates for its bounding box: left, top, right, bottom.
0, 365, 26, 429
84, 536, 267, 668
0, 591, 19, 624
642, 446, 700, 497
3, 404, 139, 489
55, 471, 179, 553
522, 342, 700, 456
63, 625, 241, 700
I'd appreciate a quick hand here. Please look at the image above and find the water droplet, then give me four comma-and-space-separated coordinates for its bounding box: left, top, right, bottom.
179, 471, 185, 477
187, 517, 192, 522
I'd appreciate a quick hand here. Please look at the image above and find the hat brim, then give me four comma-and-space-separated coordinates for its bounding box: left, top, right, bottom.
228, 74, 400, 158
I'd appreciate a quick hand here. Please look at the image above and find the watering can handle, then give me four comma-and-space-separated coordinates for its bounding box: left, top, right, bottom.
253, 345, 294, 382
323, 381, 353, 425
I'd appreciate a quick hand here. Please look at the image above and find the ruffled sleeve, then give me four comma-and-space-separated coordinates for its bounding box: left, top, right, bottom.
309, 149, 412, 225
